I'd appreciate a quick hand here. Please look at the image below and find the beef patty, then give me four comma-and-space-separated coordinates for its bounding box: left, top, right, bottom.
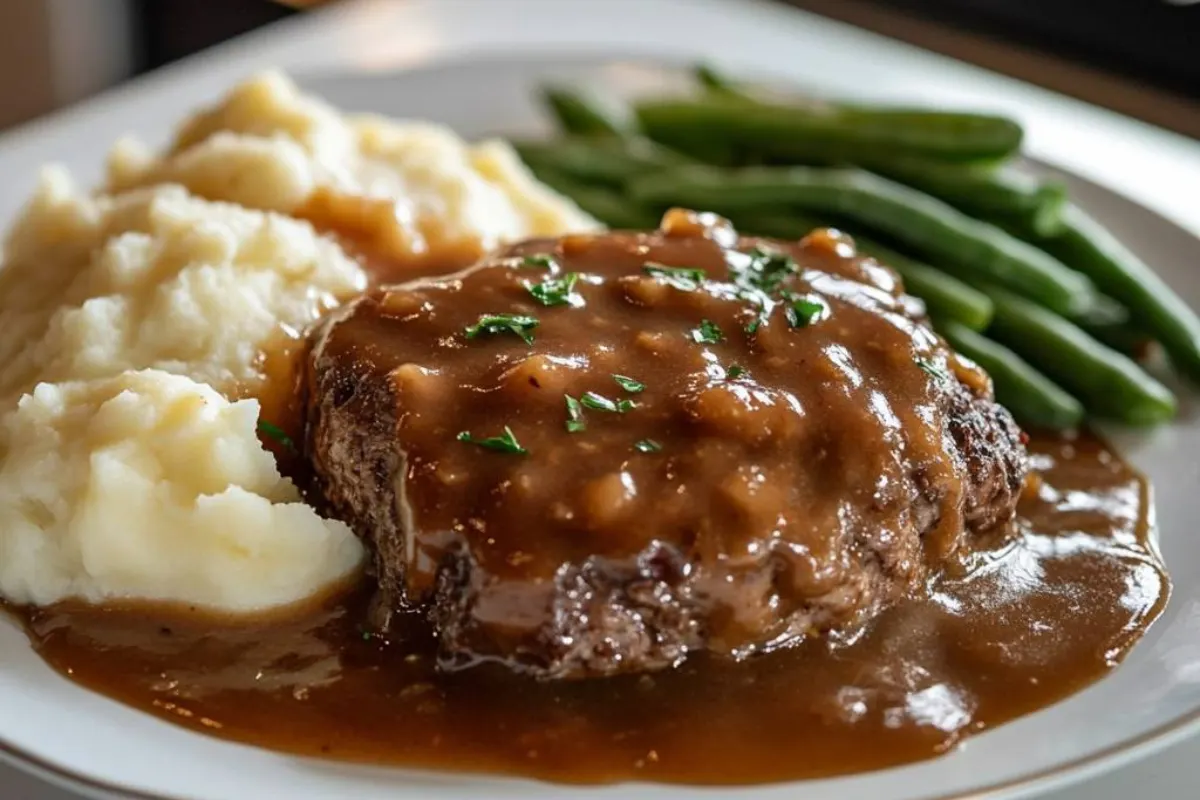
304, 209, 1028, 679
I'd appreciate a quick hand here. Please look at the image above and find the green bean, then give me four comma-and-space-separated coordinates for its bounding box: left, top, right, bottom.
635, 97, 1023, 165
513, 138, 689, 189
693, 64, 840, 116
1065, 292, 1148, 356
853, 239, 994, 331
1035, 205, 1200, 382
1080, 320, 1151, 358
541, 87, 629, 137
724, 211, 829, 242
978, 282, 1175, 425
684, 68, 1062, 234
694, 64, 753, 100
629, 166, 1096, 316
937, 320, 1084, 431
523, 166, 659, 230
1072, 292, 1129, 328
864, 158, 1066, 237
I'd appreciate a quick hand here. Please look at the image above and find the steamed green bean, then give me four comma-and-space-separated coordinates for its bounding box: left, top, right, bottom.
979, 283, 1176, 425
630, 166, 1096, 316
541, 87, 629, 137
636, 97, 1024, 165
939, 320, 1084, 430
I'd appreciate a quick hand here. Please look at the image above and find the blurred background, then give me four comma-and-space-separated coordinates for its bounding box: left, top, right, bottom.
0, 0, 1196, 135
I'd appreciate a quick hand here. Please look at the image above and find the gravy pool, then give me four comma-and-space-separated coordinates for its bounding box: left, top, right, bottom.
9, 431, 1167, 785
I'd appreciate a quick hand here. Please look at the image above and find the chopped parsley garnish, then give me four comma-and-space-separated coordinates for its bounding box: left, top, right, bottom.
581, 392, 635, 413
634, 439, 663, 453
736, 246, 799, 295
257, 420, 295, 451
726, 364, 745, 379
730, 246, 802, 336
456, 426, 528, 454
785, 296, 827, 328
690, 319, 724, 344
644, 263, 707, 291
464, 313, 539, 345
916, 358, 952, 383
612, 374, 645, 393
564, 395, 587, 433
522, 254, 556, 269
526, 272, 581, 307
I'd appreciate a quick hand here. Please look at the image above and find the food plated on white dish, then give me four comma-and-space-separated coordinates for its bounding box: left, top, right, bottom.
0, 55, 1199, 800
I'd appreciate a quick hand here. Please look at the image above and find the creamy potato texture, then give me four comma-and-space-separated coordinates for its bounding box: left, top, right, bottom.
0, 173, 369, 610
108, 71, 597, 262
0, 371, 361, 608
0, 72, 596, 611
0, 170, 366, 402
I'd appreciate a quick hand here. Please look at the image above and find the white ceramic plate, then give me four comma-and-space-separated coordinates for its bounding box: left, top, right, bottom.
3, 55, 1200, 800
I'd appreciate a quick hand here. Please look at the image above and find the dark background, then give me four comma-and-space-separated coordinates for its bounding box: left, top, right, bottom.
132, 0, 1198, 102
133, 0, 298, 73
862, 0, 1198, 101
0, 0, 1148, 142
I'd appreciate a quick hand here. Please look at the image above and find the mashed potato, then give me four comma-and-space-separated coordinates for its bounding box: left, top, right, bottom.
0, 70, 596, 612
107, 71, 598, 262
0, 169, 367, 403
0, 370, 361, 608
0, 173, 369, 609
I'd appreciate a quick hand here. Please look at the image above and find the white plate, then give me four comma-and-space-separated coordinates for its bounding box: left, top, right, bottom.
3, 55, 1200, 800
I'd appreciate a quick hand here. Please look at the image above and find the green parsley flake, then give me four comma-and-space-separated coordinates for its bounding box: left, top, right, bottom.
564, 395, 586, 433
612, 374, 645, 393
644, 263, 707, 291
786, 296, 827, 328
456, 426, 528, 454
726, 365, 745, 379
732, 246, 802, 337
634, 439, 663, 453
736, 246, 799, 295
915, 358, 952, 383
257, 420, 295, 451
464, 313, 539, 345
522, 254, 556, 269
581, 392, 635, 413
526, 273, 581, 307
690, 319, 724, 344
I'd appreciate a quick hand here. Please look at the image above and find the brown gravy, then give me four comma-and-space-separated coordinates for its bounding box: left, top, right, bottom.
305, 216, 1027, 678
295, 189, 489, 286
10, 432, 1167, 785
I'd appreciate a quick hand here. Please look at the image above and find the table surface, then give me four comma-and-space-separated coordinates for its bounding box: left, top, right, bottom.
0, 0, 1197, 797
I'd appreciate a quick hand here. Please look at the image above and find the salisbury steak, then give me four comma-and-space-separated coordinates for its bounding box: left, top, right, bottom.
304, 209, 1027, 679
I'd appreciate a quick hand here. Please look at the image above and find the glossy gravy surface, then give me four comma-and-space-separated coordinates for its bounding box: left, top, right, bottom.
306, 213, 1025, 677
13, 433, 1166, 785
